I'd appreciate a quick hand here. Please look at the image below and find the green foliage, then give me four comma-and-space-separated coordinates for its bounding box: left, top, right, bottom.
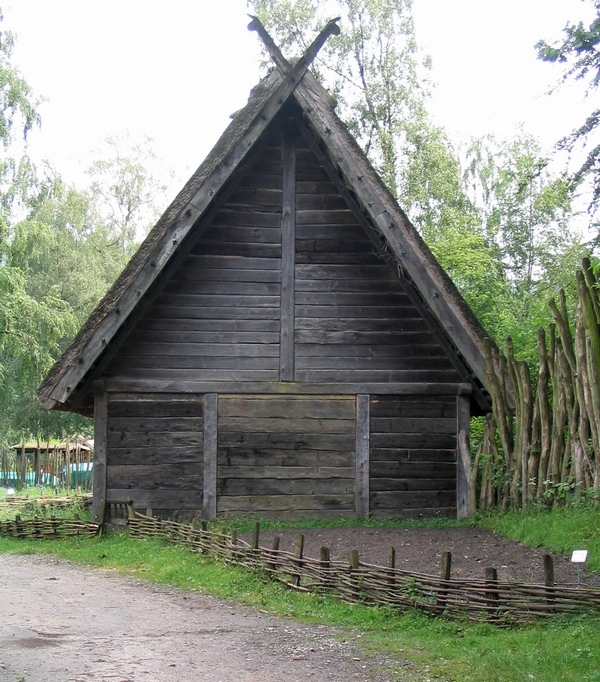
0, 9, 39, 148
537, 0, 600, 218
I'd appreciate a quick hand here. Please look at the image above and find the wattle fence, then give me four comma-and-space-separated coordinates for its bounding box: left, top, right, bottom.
1, 504, 599, 624
124, 509, 600, 624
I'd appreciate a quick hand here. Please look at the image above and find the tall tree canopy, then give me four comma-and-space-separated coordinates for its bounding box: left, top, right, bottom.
537, 0, 600, 226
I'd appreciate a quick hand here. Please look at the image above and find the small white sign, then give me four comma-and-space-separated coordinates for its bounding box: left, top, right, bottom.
571, 550, 588, 563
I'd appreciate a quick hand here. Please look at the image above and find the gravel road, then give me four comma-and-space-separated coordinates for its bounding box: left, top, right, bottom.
0, 554, 405, 682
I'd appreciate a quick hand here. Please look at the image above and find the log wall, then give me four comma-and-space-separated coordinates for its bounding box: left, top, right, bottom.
369, 396, 457, 517
216, 395, 355, 518
106, 394, 204, 517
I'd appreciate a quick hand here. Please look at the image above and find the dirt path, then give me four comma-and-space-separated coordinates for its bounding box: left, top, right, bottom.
0, 554, 402, 682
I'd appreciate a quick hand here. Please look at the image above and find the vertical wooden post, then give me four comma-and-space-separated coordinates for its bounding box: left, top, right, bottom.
319, 546, 331, 588
292, 533, 305, 587
349, 549, 361, 601
203, 393, 218, 519
484, 566, 500, 619
436, 551, 452, 611
280, 127, 296, 382
456, 393, 473, 518
355, 394, 370, 519
267, 536, 280, 574
387, 546, 396, 590
544, 554, 555, 610
92, 393, 108, 524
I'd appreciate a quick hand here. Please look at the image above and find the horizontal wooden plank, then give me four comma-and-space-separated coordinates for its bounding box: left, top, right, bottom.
116, 369, 280, 382
108, 416, 204, 432
295, 318, 425, 333
184, 255, 281, 270
108, 488, 203, 510
120, 342, 280, 357
296, 343, 444, 358
294, 291, 415, 307
296, 239, 369, 254
295, 223, 366, 240
167, 280, 282, 297
295, 305, 425, 319
296, 180, 337, 194
218, 477, 354, 496
370, 417, 457, 435
369, 448, 456, 463
216, 465, 354, 479
178, 262, 281, 283
296, 329, 434, 346
107, 447, 203, 466
218, 449, 353, 467
137, 320, 280, 334
295, 194, 349, 211
114, 356, 279, 371
225, 188, 282, 208
295, 278, 404, 294
151, 305, 280, 320
295, 252, 382, 265
192, 242, 282, 258
370, 462, 456, 479
127, 332, 280, 347
295, 369, 461, 383
107, 463, 202, 490
107, 431, 203, 449
295, 264, 391, 279
295, 357, 453, 371
157, 293, 280, 309
108, 400, 203, 418
201, 226, 281, 245
370, 397, 456, 418
238, 173, 282, 191
218, 416, 354, 434
218, 396, 355, 419
205, 209, 281, 228
218, 432, 356, 450
216, 493, 355, 512
369, 433, 457, 449
370, 478, 455, 492
370, 490, 456, 509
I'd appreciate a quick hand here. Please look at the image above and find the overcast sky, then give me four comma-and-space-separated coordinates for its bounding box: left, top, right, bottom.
3, 0, 593, 197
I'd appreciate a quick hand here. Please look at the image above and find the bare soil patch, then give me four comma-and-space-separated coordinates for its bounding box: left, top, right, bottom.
243, 526, 599, 587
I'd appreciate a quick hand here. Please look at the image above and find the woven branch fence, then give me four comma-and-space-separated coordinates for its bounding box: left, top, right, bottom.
0, 515, 100, 539
125, 509, 600, 624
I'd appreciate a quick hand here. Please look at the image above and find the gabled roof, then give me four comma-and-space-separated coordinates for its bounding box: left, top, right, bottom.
38, 18, 494, 413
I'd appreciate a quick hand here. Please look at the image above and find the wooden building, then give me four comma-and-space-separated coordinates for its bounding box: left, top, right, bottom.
38, 19, 494, 522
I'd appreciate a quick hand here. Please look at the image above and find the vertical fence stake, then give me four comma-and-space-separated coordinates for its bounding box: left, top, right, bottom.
350, 549, 360, 601
267, 536, 280, 575
387, 546, 396, 590
292, 533, 305, 587
544, 554, 555, 610
436, 551, 452, 611
252, 521, 260, 550
320, 546, 331, 589
484, 567, 500, 621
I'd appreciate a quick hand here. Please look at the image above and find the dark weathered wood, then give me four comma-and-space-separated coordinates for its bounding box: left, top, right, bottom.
218, 477, 354, 496
437, 551, 453, 610
280, 128, 296, 381
217, 493, 354, 513
92, 393, 108, 523
203, 393, 218, 519
456, 394, 473, 518
355, 394, 370, 519
292, 533, 305, 587
99, 378, 471, 396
